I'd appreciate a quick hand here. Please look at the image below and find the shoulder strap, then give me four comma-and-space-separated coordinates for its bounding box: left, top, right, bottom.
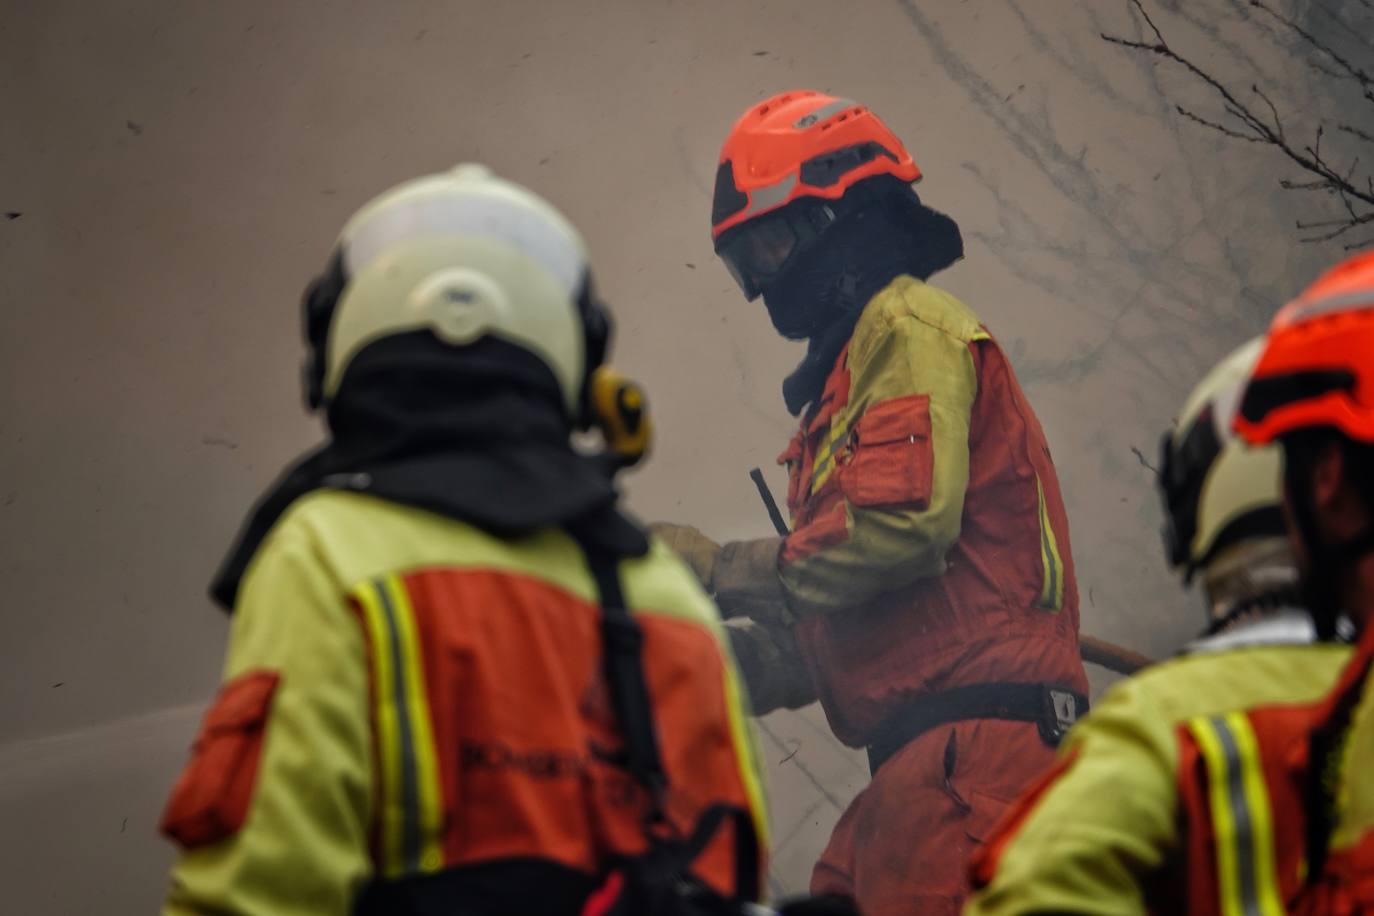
581, 545, 760, 904
584, 545, 669, 820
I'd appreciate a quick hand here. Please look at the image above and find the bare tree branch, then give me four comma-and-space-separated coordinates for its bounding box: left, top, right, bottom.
1176, 106, 1264, 141
1103, 0, 1374, 247
1298, 211, 1374, 243
1341, 123, 1374, 143
1281, 178, 1330, 191
1249, 1, 1374, 106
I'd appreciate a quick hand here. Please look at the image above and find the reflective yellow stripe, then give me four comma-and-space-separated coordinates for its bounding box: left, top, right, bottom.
1189, 714, 1285, 916
1034, 476, 1065, 612
1230, 713, 1283, 916
720, 649, 771, 854
809, 422, 850, 496
354, 582, 404, 876
355, 577, 444, 877
381, 575, 445, 873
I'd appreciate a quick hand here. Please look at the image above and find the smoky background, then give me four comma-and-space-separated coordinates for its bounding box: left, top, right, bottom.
1, 0, 1368, 910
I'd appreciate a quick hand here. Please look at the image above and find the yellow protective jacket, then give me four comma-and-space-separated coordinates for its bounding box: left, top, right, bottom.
160, 490, 768, 916
966, 617, 1350, 916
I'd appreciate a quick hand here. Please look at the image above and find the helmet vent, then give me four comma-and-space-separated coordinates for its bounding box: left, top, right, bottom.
798, 142, 898, 188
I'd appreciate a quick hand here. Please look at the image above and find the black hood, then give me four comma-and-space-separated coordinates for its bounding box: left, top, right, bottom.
765, 186, 964, 415
210, 331, 647, 611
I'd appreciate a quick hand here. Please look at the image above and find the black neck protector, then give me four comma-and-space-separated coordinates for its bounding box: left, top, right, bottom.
1283, 438, 1374, 639
210, 332, 647, 611
764, 188, 964, 416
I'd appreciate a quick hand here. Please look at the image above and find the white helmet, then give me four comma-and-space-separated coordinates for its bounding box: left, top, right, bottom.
1159, 337, 1289, 586
301, 163, 608, 419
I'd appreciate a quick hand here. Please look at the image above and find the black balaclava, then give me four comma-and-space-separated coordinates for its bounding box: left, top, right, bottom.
762, 177, 964, 415
210, 332, 647, 610
1282, 432, 1374, 639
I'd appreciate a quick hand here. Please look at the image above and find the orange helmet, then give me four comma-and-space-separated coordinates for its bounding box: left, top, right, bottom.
712, 91, 921, 299
1235, 251, 1374, 447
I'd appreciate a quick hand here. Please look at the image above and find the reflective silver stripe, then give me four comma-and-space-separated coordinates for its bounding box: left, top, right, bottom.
1211, 715, 1262, 916
375, 579, 422, 871
740, 173, 799, 223
794, 97, 857, 129
1291, 289, 1374, 320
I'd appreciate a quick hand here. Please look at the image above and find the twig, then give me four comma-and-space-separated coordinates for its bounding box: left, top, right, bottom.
1102, 0, 1374, 246
1249, 1, 1374, 101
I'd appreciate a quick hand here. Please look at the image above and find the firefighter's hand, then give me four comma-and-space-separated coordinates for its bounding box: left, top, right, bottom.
648, 522, 721, 589
724, 617, 816, 715
713, 537, 793, 625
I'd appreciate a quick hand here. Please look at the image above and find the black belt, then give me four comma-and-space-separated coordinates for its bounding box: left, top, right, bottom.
865, 682, 1089, 775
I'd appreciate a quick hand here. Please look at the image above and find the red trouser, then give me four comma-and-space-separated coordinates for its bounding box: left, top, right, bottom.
810, 718, 1056, 916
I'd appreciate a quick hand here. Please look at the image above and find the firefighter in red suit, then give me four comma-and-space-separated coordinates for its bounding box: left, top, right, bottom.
653, 90, 1089, 915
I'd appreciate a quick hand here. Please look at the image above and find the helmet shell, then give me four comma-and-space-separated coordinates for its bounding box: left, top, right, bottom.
1163, 337, 1286, 579
1236, 250, 1374, 447
321, 164, 591, 415
711, 90, 921, 241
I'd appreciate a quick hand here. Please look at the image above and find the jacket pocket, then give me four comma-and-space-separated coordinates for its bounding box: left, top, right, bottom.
839, 394, 934, 508
160, 670, 281, 848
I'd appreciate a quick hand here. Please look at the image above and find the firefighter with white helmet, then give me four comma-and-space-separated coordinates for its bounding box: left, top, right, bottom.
158, 164, 768, 916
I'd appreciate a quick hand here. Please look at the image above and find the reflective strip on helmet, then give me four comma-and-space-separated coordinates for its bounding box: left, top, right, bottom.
1188, 713, 1285, 916
1033, 475, 1065, 612
344, 191, 585, 297
736, 173, 799, 226
355, 575, 445, 877
1290, 289, 1374, 322
793, 97, 857, 129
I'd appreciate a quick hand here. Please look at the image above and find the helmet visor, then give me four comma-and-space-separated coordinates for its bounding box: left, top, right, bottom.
716, 214, 802, 301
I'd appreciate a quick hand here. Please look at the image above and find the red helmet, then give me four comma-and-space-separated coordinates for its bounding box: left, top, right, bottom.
1235, 251, 1374, 447
711, 90, 922, 299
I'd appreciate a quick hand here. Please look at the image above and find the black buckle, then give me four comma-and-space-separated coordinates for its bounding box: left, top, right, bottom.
1039, 687, 1081, 746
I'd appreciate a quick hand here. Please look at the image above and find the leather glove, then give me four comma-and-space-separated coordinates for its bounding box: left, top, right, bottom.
647, 522, 721, 589
713, 536, 793, 626
724, 617, 817, 715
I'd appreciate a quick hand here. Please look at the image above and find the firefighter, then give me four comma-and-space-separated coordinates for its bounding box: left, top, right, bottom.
965, 336, 1352, 914
656, 90, 1090, 915
158, 164, 768, 916
1232, 251, 1374, 912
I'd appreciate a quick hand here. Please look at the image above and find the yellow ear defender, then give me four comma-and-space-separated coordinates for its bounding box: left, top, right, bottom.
590, 367, 652, 468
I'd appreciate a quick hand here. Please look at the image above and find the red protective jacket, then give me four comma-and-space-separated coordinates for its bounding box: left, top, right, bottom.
772, 276, 1087, 915
778, 275, 1087, 746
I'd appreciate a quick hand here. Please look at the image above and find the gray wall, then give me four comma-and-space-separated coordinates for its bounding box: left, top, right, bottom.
1, 0, 1362, 911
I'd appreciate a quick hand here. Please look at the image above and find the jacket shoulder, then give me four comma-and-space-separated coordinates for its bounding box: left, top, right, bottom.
851, 275, 986, 356
1094, 643, 1351, 729
258, 490, 722, 629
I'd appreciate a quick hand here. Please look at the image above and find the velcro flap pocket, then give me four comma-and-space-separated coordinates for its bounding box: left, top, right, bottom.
160, 670, 281, 849
840, 394, 934, 509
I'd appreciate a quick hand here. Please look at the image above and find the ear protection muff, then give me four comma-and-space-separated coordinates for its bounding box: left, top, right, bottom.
589, 366, 652, 467
301, 249, 348, 412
